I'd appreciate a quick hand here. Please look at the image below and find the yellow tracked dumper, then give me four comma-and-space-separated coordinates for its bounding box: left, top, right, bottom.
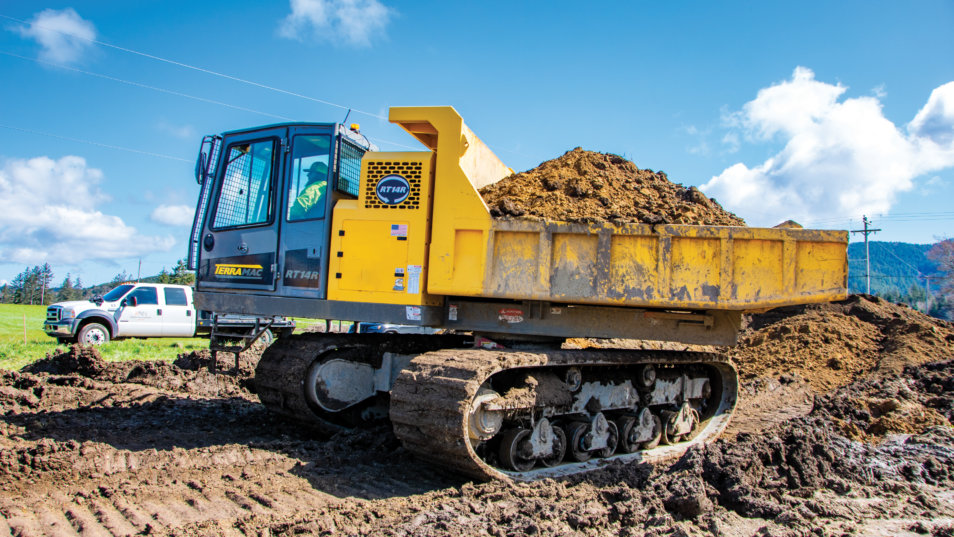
190, 106, 847, 480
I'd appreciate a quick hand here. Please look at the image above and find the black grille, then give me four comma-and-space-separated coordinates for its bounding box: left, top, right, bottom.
336, 140, 364, 197
364, 161, 423, 209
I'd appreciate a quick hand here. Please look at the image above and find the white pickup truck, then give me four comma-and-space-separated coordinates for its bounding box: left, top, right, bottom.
44, 283, 293, 345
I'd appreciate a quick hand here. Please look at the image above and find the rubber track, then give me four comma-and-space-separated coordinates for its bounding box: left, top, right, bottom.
254, 332, 468, 431
389, 348, 737, 481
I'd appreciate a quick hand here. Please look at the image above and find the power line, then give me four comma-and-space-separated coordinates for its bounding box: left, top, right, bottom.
0, 50, 296, 121
0, 124, 190, 162
1, 50, 419, 151
0, 13, 387, 121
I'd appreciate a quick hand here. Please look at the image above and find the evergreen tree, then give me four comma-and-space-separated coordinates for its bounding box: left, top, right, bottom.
57, 273, 80, 302
74, 276, 88, 299
928, 239, 954, 319
111, 271, 133, 284
157, 268, 173, 284
38, 263, 54, 305
171, 259, 195, 285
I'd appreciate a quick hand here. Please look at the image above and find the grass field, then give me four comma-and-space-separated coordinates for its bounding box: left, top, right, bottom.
0, 303, 209, 371
0, 304, 340, 371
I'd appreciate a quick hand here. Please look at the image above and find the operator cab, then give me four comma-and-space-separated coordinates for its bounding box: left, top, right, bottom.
189, 123, 375, 300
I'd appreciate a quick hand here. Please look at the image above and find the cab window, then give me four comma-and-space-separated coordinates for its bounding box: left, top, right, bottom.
163, 287, 188, 306
287, 135, 331, 221
126, 287, 158, 306
212, 139, 276, 228
103, 284, 134, 302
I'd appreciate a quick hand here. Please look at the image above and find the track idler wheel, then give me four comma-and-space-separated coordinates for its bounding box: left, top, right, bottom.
566, 422, 592, 462
616, 408, 662, 453
498, 428, 535, 472
660, 402, 700, 445
566, 413, 618, 461
498, 418, 566, 472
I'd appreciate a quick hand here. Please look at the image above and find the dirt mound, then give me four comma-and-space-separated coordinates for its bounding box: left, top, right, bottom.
479, 148, 745, 226
816, 360, 954, 440
21, 345, 106, 377
730, 294, 954, 392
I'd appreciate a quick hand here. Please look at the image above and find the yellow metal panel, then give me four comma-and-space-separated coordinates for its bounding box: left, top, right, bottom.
732, 239, 784, 301
551, 233, 599, 298
670, 237, 721, 303
489, 231, 539, 296
795, 241, 848, 296
451, 229, 486, 293
338, 220, 408, 292
389, 107, 508, 297
608, 234, 659, 301
327, 152, 440, 306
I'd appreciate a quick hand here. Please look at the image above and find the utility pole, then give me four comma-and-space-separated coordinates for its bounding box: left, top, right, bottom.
851, 215, 881, 294
921, 274, 937, 312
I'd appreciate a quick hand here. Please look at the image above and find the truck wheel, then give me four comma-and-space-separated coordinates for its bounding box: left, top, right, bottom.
259, 328, 274, 346
78, 323, 110, 345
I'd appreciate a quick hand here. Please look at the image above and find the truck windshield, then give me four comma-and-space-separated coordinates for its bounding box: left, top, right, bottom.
102, 284, 134, 302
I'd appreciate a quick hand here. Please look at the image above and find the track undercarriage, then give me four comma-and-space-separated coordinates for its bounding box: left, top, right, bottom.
255, 333, 738, 481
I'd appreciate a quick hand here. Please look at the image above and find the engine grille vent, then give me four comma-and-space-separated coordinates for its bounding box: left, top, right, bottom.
364, 161, 423, 210
46, 306, 61, 322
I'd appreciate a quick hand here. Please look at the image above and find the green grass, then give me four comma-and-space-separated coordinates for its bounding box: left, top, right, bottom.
0, 303, 209, 371
0, 305, 354, 371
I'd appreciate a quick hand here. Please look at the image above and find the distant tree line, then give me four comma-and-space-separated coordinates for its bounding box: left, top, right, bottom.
926, 239, 954, 320
0, 259, 195, 306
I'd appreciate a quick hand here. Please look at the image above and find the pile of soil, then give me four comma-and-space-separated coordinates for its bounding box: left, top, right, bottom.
479, 148, 745, 226
730, 294, 954, 392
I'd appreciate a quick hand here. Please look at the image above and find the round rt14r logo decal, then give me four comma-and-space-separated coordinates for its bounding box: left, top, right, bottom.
376, 174, 411, 205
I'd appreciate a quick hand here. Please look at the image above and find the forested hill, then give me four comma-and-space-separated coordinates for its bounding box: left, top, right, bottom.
847, 241, 940, 295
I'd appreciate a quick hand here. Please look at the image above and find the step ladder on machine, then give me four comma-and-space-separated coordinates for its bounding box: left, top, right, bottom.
208, 313, 275, 373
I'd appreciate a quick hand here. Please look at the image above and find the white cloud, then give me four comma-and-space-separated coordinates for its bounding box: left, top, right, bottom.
16, 8, 96, 65
701, 68, 954, 226
150, 204, 195, 227
279, 0, 392, 47
0, 156, 175, 265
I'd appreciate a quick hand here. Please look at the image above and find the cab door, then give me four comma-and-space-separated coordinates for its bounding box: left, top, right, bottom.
160, 287, 195, 337
276, 127, 336, 298
196, 128, 283, 292
115, 286, 163, 337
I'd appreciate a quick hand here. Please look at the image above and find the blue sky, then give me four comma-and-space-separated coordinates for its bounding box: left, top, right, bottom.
0, 1, 952, 287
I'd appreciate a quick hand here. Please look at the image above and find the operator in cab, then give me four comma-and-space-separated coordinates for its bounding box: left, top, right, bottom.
289, 161, 328, 220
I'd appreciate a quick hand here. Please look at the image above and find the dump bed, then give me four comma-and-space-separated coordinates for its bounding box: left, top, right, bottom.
389, 107, 848, 312
459, 219, 847, 311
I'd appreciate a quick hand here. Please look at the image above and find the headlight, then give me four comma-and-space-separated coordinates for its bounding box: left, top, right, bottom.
63, 308, 76, 319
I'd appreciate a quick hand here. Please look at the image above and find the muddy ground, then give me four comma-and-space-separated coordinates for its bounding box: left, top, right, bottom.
0, 296, 952, 536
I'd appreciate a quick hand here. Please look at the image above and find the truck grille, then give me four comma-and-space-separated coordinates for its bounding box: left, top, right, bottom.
46, 306, 61, 322
364, 161, 423, 210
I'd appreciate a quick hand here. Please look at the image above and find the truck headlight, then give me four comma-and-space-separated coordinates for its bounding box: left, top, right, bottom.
63, 308, 76, 319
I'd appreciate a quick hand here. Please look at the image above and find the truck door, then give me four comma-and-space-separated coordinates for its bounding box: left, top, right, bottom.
276, 127, 335, 298
160, 286, 195, 337
196, 128, 283, 292
115, 286, 163, 337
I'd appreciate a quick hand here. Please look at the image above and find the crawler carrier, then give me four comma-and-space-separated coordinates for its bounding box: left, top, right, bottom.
189, 107, 848, 480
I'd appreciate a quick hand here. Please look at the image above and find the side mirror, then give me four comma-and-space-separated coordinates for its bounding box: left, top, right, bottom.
195, 151, 208, 184
124, 296, 138, 307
